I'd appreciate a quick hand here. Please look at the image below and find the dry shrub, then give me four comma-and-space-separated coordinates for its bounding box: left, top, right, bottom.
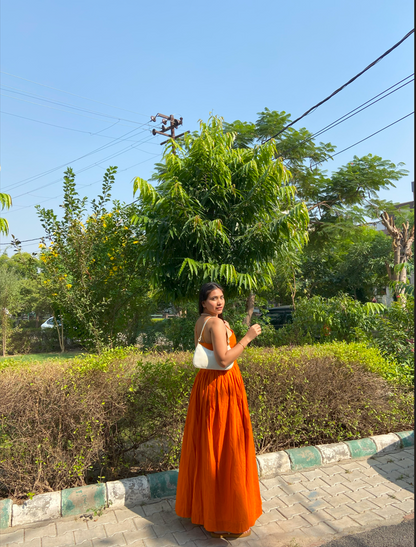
0, 345, 413, 500
0, 361, 130, 500
0, 350, 196, 501
240, 350, 413, 453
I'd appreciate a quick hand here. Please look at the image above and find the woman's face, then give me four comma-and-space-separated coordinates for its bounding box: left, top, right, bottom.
202, 288, 225, 315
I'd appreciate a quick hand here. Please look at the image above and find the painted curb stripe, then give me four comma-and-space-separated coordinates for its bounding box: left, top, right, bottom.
344, 437, 377, 458
396, 430, 414, 448
0, 499, 12, 530
1, 430, 413, 529
284, 446, 322, 470
148, 470, 179, 499
61, 483, 106, 518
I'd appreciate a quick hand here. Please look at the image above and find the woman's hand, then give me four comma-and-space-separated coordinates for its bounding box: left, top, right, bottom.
246, 324, 261, 342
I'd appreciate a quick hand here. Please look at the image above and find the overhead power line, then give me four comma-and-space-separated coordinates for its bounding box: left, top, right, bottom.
1, 110, 160, 144
0, 149, 163, 235
275, 73, 414, 160
310, 75, 413, 141
1, 85, 150, 126
0, 237, 41, 245
310, 111, 414, 168
5, 134, 160, 206
3, 123, 152, 192
263, 28, 414, 144
0, 71, 150, 118
10, 133, 156, 200
1, 110, 121, 136
329, 111, 414, 159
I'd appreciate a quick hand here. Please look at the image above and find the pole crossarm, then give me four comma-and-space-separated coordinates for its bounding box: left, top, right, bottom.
150, 113, 186, 153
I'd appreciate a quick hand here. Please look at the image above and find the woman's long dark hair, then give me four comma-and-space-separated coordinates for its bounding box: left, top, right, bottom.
199, 282, 224, 320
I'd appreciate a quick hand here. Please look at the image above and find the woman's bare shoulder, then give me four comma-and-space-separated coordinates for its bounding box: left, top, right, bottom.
208, 317, 227, 332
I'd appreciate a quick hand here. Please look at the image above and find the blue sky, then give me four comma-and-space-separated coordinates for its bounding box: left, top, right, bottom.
0, 0, 414, 255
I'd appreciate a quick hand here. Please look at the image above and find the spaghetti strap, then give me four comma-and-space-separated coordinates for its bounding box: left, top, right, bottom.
197, 316, 212, 343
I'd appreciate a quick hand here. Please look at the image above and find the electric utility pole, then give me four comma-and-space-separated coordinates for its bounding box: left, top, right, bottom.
150, 113, 187, 153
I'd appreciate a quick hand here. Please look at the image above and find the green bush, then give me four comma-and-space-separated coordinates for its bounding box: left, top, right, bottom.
357, 299, 414, 370
299, 341, 412, 386
0, 343, 412, 500
5, 327, 82, 355
275, 295, 414, 385
275, 294, 381, 344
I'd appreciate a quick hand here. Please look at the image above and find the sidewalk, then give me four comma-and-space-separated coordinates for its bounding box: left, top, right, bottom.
1, 447, 413, 547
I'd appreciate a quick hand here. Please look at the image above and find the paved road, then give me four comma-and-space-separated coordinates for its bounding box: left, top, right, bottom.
321, 518, 414, 547
0, 447, 413, 547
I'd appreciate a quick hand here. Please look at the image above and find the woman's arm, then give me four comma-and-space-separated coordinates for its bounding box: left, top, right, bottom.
210, 318, 261, 368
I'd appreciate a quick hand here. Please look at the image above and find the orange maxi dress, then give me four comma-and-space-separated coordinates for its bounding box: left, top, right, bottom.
175, 329, 262, 533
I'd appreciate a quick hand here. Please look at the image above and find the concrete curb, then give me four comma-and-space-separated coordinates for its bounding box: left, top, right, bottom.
0, 430, 413, 530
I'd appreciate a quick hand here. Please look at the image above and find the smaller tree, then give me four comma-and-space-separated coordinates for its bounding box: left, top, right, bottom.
37, 167, 153, 352
380, 211, 414, 292
0, 266, 22, 356
1, 251, 52, 326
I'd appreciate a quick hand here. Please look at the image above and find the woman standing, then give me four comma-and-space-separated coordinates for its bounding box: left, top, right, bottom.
175, 282, 262, 539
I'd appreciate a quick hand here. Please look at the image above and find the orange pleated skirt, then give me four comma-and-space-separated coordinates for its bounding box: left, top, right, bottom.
175, 334, 262, 533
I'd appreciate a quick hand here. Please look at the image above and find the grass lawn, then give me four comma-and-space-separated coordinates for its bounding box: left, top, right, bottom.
0, 350, 86, 365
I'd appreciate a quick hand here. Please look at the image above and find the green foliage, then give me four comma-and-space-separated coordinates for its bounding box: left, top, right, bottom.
301, 341, 411, 386
36, 167, 154, 352
357, 298, 414, 379
0, 192, 12, 235
317, 155, 407, 224
300, 227, 392, 301
0, 351, 84, 368
5, 327, 78, 357
276, 294, 414, 386
224, 107, 336, 199
224, 109, 407, 234
132, 116, 309, 301
0, 252, 52, 324
276, 294, 386, 344
224, 108, 408, 310
0, 265, 24, 356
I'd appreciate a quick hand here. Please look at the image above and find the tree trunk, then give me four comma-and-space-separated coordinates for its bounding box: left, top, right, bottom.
243, 293, 255, 326
2, 309, 6, 358
54, 315, 65, 353
380, 212, 415, 297
290, 271, 297, 310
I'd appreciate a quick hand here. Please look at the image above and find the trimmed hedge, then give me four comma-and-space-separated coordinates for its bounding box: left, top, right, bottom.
0, 343, 413, 501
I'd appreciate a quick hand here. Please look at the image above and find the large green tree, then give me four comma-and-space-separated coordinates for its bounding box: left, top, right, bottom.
226, 108, 409, 305
225, 109, 408, 239
132, 116, 309, 322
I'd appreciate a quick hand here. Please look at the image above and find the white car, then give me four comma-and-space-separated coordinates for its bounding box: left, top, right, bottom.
41, 317, 61, 329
